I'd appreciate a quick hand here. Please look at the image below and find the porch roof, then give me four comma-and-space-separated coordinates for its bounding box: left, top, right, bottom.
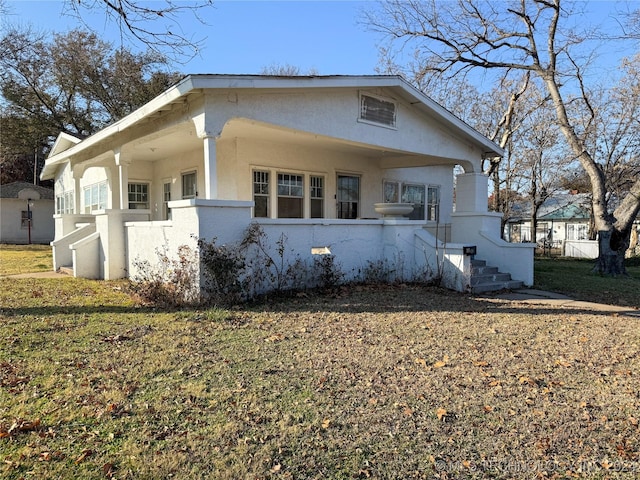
40, 74, 504, 180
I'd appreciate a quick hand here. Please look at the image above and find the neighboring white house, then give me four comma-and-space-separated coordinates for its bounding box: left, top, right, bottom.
506, 193, 640, 259
40, 74, 534, 292
0, 182, 55, 244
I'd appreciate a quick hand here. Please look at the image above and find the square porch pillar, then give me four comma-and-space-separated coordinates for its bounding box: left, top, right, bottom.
456, 173, 489, 213
203, 136, 218, 199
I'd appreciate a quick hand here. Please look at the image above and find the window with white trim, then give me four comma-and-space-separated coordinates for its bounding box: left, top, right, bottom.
253, 170, 269, 218
21, 210, 32, 228
337, 174, 360, 219
402, 184, 426, 220
83, 181, 107, 213
181, 171, 197, 199
381, 181, 440, 221
310, 175, 324, 218
56, 191, 74, 214
360, 93, 397, 128
277, 173, 304, 218
163, 182, 171, 220
128, 183, 149, 209
567, 223, 588, 240
427, 185, 440, 222
383, 180, 400, 203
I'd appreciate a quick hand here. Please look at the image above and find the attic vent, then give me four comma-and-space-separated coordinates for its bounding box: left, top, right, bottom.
360, 94, 397, 128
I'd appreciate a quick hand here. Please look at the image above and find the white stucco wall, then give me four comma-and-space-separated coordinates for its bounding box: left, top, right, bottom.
0, 198, 55, 244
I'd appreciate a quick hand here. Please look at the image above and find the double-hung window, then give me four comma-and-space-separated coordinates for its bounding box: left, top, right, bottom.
253, 170, 269, 218
181, 171, 197, 199
128, 183, 149, 209
277, 173, 304, 218
163, 182, 171, 220
56, 191, 74, 214
83, 181, 107, 213
252, 170, 325, 219
381, 181, 440, 221
310, 175, 324, 218
402, 184, 426, 220
427, 186, 440, 222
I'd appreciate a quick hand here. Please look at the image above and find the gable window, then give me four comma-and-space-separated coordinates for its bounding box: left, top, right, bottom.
253, 170, 269, 218
402, 184, 426, 220
277, 173, 304, 218
337, 174, 360, 219
182, 171, 197, 199
360, 93, 397, 128
83, 181, 107, 213
128, 183, 149, 209
310, 175, 324, 218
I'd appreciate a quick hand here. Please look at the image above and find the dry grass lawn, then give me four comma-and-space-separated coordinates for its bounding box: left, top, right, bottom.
1, 274, 639, 479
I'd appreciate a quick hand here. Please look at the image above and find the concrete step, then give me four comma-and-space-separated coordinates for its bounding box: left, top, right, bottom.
471, 280, 524, 294
58, 266, 73, 276
472, 265, 499, 275
470, 272, 513, 285
469, 257, 522, 293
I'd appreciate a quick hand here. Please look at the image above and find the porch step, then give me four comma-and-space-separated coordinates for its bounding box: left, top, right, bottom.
470, 259, 523, 293
58, 266, 73, 276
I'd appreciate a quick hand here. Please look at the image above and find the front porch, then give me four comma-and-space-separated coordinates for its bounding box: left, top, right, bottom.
51, 181, 534, 293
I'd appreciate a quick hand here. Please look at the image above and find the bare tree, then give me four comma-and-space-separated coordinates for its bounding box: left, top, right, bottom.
62, 0, 213, 63
366, 0, 640, 275
260, 63, 320, 76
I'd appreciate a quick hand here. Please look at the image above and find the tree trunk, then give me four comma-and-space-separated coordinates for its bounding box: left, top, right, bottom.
593, 229, 630, 276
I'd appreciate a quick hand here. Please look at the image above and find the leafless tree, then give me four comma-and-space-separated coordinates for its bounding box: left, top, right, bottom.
62, 0, 213, 63
365, 0, 640, 275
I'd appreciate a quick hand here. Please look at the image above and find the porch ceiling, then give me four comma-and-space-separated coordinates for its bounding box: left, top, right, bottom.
123, 122, 201, 162
221, 118, 454, 168
117, 117, 460, 168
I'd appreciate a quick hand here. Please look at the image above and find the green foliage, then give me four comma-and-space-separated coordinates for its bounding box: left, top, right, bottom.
0, 27, 182, 183
2, 278, 640, 479
535, 257, 640, 308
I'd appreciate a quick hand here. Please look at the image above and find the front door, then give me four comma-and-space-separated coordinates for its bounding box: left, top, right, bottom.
337, 174, 360, 219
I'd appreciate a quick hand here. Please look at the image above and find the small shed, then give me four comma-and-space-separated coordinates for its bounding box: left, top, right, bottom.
0, 182, 55, 244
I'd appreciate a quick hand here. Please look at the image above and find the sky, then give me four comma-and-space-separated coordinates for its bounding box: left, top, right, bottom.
4, 0, 383, 75
3, 1, 638, 82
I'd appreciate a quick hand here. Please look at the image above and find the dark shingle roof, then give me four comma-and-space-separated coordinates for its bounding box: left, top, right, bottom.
0, 182, 54, 200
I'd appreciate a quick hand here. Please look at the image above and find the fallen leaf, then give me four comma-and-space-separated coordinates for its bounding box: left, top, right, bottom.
473, 361, 489, 367
321, 419, 331, 429
436, 408, 447, 421
433, 355, 449, 368
75, 449, 93, 464
270, 463, 281, 473
483, 405, 494, 413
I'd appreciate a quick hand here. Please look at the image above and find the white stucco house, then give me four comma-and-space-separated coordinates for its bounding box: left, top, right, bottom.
0, 182, 55, 244
40, 74, 534, 293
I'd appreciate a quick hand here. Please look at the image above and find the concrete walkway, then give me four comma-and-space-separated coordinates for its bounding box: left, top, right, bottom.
0, 271, 71, 279
485, 288, 640, 317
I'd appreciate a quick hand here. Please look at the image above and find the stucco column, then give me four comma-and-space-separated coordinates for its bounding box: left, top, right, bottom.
202, 135, 217, 199
456, 173, 489, 213
114, 149, 130, 210
72, 165, 84, 213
